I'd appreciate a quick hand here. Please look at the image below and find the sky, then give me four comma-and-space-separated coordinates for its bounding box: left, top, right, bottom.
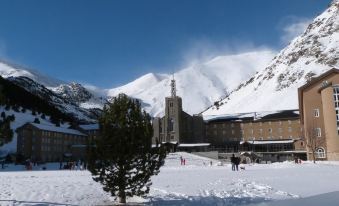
0, 0, 329, 88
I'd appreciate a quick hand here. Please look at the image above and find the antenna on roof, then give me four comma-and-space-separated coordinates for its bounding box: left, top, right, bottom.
170, 72, 176, 97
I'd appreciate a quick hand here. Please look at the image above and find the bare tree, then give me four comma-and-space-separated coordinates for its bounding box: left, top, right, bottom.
305, 121, 325, 163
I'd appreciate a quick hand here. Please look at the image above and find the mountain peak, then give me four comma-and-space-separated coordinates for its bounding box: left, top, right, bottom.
0, 60, 65, 87
203, 1, 339, 116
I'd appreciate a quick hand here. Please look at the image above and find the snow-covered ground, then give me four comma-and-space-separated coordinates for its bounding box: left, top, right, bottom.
0, 152, 339, 206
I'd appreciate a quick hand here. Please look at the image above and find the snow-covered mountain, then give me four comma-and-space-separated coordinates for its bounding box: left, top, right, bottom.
7, 76, 96, 121
0, 60, 65, 87
107, 50, 276, 116
0, 60, 103, 119
203, 0, 339, 116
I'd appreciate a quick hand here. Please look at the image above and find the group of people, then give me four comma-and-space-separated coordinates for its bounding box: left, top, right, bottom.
180, 156, 186, 165
230, 154, 241, 171
294, 157, 302, 164
60, 160, 87, 170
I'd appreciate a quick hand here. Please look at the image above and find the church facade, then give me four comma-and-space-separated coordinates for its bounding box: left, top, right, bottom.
152, 78, 206, 150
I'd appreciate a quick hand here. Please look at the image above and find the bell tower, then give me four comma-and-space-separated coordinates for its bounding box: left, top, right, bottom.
164, 75, 182, 143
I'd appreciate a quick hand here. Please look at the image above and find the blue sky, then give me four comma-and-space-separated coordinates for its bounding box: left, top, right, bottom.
0, 0, 329, 88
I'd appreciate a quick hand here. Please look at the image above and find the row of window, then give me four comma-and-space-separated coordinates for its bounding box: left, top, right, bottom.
41, 131, 83, 139
41, 137, 86, 144
211, 136, 296, 142
209, 127, 296, 136
211, 120, 296, 129
41, 145, 68, 152
334, 87, 339, 136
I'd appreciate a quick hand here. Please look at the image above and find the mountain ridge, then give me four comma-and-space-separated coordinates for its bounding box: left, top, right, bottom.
203, 0, 339, 116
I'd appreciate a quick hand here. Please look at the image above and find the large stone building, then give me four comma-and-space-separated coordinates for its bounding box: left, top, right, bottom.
16, 123, 99, 162
205, 110, 306, 161
153, 77, 307, 161
299, 68, 339, 161
152, 78, 206, 151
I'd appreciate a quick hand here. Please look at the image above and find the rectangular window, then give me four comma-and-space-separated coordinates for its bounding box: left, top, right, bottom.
315, 128, 321, 137
288, 127, 292, 132
288, 120, 292, 125
314, 109, 320, 117
278, 128, 283, 133
334, 87, 339, 135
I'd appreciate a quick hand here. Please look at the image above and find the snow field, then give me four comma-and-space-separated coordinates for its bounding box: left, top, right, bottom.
0, 152, 339, 205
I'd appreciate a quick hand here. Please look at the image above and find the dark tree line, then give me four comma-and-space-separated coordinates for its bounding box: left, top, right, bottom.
0, 86, 14, 146
0, 76, 76, 126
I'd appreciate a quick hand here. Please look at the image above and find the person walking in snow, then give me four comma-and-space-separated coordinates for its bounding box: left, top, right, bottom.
183, 158, 186, 165
235, 157, 240, 171
180, 156, 183, 165
231, 154, 236, 171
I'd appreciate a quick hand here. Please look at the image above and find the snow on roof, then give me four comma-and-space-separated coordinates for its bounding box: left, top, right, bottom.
30, 123, 87, 136
79, 124, 99, 130
178, 143, 210, 147
203, 110, 299, 122
162, 141, 178, 145
240, 140, 295, 145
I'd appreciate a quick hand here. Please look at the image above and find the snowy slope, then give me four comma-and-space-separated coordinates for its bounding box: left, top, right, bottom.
108, 50, 276, 116
203, 0, 339, 116
0, 61, 65, 87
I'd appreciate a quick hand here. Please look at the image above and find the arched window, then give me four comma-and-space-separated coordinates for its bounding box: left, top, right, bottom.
315, 147, 326, 159
169, 118, 174, 132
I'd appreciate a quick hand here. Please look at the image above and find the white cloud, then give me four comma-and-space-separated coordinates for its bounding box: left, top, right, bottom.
179, 38, 276, 71
281, 17, 312, 44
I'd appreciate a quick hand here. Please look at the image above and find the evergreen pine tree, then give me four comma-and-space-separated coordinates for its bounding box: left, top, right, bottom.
0, 120, 13, 147
0, 87, 13, 146
1, 112, 5, 119
0, 85, 5, 106
88, 93, 166, 204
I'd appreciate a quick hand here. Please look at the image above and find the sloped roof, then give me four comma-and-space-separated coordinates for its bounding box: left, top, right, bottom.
204, 109, 299, 123
30, 123, 87, 136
